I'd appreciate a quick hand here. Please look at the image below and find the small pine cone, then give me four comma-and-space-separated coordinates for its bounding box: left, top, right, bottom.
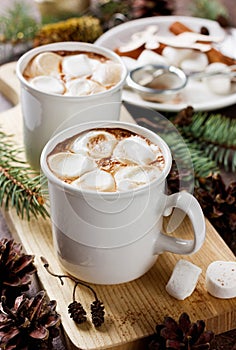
173, 106, 194, 127
0, 291, 61, 350
68, 301, 87, 324
148, 313, 214, 349
0, 238, 36, 306
91, 300, 105, 327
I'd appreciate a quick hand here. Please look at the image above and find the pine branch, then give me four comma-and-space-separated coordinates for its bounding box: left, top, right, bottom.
189, 0, 228, 20
0, 1, 39, 44
0, 131, 49, 221
180, 112, 236, 172
135, 115, 219, 188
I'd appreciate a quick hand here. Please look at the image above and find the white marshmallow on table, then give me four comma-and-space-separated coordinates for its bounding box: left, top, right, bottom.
30, 76, 65, 94
62, 54, 93, 78
48, 152, 97, 178
65, 78, 106, 96
71, 130, 118, 159
206, 261, 236, 299
27, 52, 62, 77
114, 165, 160, 191
91, 61, 122, 87
113, 136, 157, 165
72, 169, 116, 192
203, 62, 231, 95
165, 259, 202, 300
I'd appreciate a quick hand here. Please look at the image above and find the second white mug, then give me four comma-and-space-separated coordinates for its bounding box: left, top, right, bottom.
16, 42, 127, 170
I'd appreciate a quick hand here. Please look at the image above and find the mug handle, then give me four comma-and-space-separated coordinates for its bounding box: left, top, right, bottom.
156, 191, 206, 255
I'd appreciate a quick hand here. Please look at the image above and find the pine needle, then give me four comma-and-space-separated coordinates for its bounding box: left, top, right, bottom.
0, 1, 39, 43
0, 131, 49, 221
181, 112, 236, 172
189, 0, 228, 20
137, 115, 220, 185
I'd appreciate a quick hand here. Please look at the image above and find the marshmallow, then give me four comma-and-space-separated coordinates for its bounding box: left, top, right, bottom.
91, 61, 122, 86
48, 152, 97, 178
203, 63, 231, 95
180, 51, 208, 72
30, 76, 65, 94
206, 261, 236, 299
72, 130, 118, 159
113, 136, 156, 165
72, 169, 116, 192
137, 49, 168, 66
166, 259, 202, 300
115, 165, 160, 191
162, 47, 192, 66
65, 78, 106, 96
28, 52, 62, 77
62, 54, 92, 78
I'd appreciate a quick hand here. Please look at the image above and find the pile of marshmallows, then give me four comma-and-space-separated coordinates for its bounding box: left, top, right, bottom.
48, 129, 165, 192
23, 51, 122, 96
117, 25, 234, 95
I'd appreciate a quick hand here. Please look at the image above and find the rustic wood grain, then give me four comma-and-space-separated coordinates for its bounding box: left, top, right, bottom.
0, 62, 236, 350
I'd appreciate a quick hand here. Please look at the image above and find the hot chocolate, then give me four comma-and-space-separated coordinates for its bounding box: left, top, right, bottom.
23, 50, 122, 96
47, 127, 165, 192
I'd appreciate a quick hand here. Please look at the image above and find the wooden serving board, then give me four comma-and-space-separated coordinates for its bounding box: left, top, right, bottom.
0, 62, 236, 350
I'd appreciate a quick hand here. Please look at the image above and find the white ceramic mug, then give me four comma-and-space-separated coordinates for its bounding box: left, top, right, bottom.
16, 42, 127, 170
41, 120, 206, 285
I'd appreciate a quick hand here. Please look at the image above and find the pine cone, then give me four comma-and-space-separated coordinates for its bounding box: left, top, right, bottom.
0, 291, 61, 350
68, 301, 87, 324
195, 173, 236, 254
148, 312, 214, 350
34, 16, 103, 46
173, 106, 194, 127
91, 299, 105, 327
0, 238, 36, 306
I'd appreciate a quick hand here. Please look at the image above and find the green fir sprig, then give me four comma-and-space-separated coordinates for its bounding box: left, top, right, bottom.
189, 0, 228, 21
0, 1, 39, 44
180, 112, 236, 172
0, 130, 49, 220
135, 114, 220, 187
